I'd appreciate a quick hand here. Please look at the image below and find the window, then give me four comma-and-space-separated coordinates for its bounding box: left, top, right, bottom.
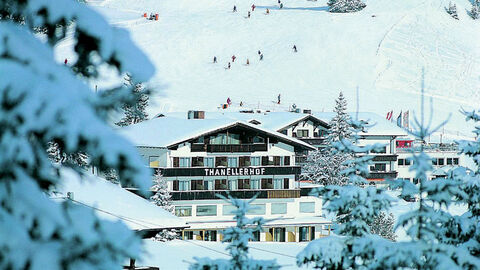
299, 227, 309, 242
191, 180, 204, 190
238, 179, 250, 189
149, 156, 160, 168
239, 156, 251, 167
172, 180, 179, 191
251, 156, 261, 166
398, 159, 404, 166
273, 156, 282, 166
432, 158, 438, 165
215, 179, 227, 190
204, 230, 217, 241
204, 180, 213, 190
205, 157, 214, 168
223, 205, 236, 215
438, 158, 445, 166
284, 156, 290, 166
261, 156, 269, 166
179, 180, 189, 191
284, 178, 289, 189
183, 231, 193, 240
251, 231, 260, 241
253, 136, 265, 143
371, 163, 386, 172
300, 202, 315, 213
453, 158, 459, 165
228, 179, 237, 190
447, 158, 453, 165
175, 206, 192, 217
179, 157, 190, 167
196, 205, 217, 216
216, 156, 227, 167
273, 179, 283, 189
273, 228, 286, 242
192, 157, 204, 167
297, 129, 309, 137
210, 134, 226, 144
173, 157, 179, 167
251, 179, 260, 189
247, 204, 266, 215
405, 159, 411, 166
228, 157, 238, 167
261, 178, 273, 189
271, 203, 287, 214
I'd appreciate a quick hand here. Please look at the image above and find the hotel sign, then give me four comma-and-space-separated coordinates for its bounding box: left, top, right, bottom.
160, 166, 301, 177
204, 167, 265, 176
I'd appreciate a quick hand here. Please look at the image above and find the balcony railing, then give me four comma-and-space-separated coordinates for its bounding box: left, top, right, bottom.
171, 189, 300, 200
367, 171, 398, 180
191, 144, 267, 153
372, 154, 398, 162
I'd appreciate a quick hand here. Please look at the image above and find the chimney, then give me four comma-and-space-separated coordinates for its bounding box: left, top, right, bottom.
303, 109, 312, 114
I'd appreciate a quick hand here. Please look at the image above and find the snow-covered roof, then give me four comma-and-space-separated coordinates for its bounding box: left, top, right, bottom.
119, 116, 316, 150
54, 169, 187, 231
313, 112, 408, 137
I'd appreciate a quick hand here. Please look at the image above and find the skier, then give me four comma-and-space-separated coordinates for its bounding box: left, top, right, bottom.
246, 58, 250, 65
266, 8, 270, 14
233, 5, 237, 12
293, 45, 297, 52
277, 94, 281, 104
251, 4, 256, 11
280, 3, 283, 8
213, 56, 217, 63
227, 97, 232, 105
258, 50, 261, 55
248, 11, 251, 18
64, 58, 68, 65
259, 53, 263, 60
240, 101, 244, 106
227, 62, 231, 69
232, 55, 236, 62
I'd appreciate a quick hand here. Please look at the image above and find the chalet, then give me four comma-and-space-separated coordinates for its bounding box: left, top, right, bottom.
120, 116, 333, 242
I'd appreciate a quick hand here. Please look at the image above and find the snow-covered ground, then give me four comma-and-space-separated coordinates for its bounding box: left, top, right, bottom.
71, 0, 480, 136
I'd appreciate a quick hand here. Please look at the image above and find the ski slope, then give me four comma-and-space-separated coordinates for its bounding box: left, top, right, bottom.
71, 0, 480, 133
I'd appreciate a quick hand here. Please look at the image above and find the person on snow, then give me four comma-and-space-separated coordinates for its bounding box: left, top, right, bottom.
213, 56, 217, 63
240, 101, 244, 106
279, 3, 283, 8
259, 53, 263, 60
247, 11, 251, 18
293, 45, 297, 52
227, 62, 231, 69
266, 8, 270, 14
227, 97, 232, 105
232, 55, 236, 62
246, 58, 250, 65
64, 58, 68, 65
233, 5, 237, 12
277, 94, 281, 104
251, 4, 256, 11
258, 50, 261, 55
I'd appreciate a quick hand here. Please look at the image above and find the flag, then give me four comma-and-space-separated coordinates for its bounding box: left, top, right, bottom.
386, 110, 393, 121
396, 111, 402, 127
403, 110, 409, 129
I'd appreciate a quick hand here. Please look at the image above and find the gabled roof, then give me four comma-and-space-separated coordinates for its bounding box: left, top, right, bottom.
119, 117, 316, 151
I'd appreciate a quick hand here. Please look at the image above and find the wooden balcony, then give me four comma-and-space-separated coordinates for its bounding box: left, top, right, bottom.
191, 143, 268, 153
171, 189, 300, 201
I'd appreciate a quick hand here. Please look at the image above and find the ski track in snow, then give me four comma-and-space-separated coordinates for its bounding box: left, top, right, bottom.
68, 0, 480, 134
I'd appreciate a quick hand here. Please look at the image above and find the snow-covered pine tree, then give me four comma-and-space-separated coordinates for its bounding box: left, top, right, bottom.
297, 100, 395, 269
47, 141, 89, 168
368, 211, 396, 241
301, 91, 352, 185
328, 0, 366, 13
151, 170, 174, 213
373, 74, 480, 269
0, 0, 155, 269
470, 2, 480, 20
446, 2, 459, 20
115, 73, 149, 127
190, 194, 280, 270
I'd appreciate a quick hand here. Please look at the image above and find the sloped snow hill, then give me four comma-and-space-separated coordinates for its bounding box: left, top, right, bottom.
71, 0, 480, 132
